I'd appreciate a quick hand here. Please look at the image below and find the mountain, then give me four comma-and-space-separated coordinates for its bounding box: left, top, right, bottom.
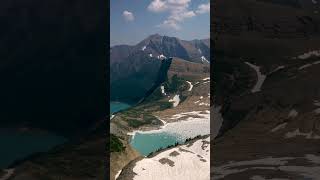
110, 34, 210, 104
110, 57, 210, 180
212, 0, 320, 179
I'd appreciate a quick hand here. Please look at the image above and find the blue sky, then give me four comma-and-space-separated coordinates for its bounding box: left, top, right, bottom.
110, 0, 210, 46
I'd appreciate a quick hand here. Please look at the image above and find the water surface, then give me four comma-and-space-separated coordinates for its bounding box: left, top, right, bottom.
0, 130, 66, 168
110, 102, 131, 114
130, 132, 184, 156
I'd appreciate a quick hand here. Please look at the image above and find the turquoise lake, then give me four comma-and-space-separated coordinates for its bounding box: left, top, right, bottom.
0, 130, 66, 168
130, 132, 184, 156
110, 101, 182, 156
110, 102, 131, 114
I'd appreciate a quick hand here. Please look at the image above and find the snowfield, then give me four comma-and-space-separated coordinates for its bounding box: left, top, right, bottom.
128, 111, 210, 143
132, 137, 210, 180
169, 95, 180, 107
245, 62, 266, 93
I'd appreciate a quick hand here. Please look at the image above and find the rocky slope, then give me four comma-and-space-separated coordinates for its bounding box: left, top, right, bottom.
110, 57, 210, 180
212, 0, 320, 179
110, 34, 210, 104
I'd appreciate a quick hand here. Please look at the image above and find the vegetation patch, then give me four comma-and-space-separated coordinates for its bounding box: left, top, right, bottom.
110, 134, 125, 152
164, 74, 188, 93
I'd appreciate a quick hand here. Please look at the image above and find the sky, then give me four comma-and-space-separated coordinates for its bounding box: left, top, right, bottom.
110, 0, 210, 46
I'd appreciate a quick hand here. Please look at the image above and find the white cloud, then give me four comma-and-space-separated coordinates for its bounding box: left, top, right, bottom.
148, 0, 167, 12
196, 2, 210, 14
123, 10, 134, 21
148, 0, 196, 30
157, 19, 181, 30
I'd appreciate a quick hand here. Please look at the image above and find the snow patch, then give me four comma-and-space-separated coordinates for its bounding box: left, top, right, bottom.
201, 56, 209, 63
110, 115, 115, 120
285, 129, 320, 139
160, 86, 166, 95
299, 63, 312, 70
142, 46, 146, 51
245, 62, 266, 93
157, 54, 166, 60
269, 65, 285, 74
288, 109, 298, 118
203, 77, 210, 81
296, 50, 320, 59
149, 53, 153, 57
199, 102, 210, 106
169, 95, 180, 107
198, 48, 202, 54
186, 81, 193, 91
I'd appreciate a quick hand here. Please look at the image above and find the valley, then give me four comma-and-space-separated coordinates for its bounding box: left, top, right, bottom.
110, 53, 210, 180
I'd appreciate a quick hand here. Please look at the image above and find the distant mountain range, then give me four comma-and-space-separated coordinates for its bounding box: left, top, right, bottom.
110, 34, 210, 104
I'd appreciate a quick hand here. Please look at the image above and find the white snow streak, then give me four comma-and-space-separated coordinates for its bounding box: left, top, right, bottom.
157, 54, 166, 60
115, 169, 122, 180
296, 50, 320, 59
186, 81, 193, 91
271, 123, 288, 132
285, 129, 320, 139
245, 62, 266, 93
160, 86, 166, 95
